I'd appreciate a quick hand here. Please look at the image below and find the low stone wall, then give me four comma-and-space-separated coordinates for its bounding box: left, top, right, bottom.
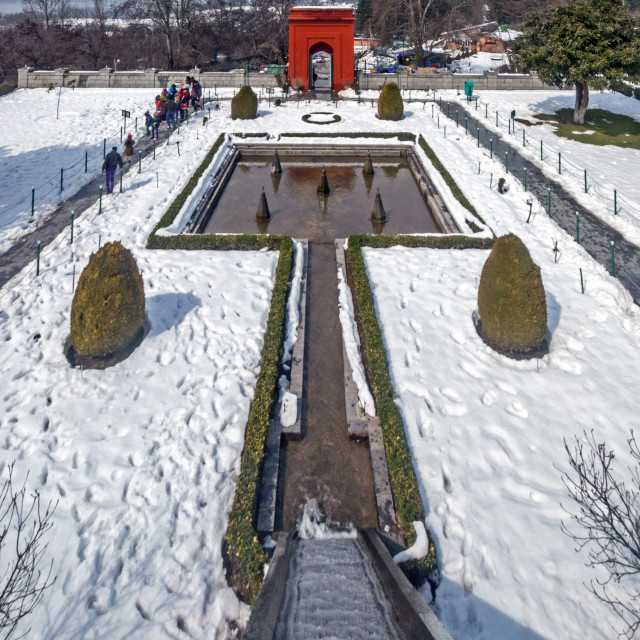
17, 67, 281, 90
357, 69, 560, 92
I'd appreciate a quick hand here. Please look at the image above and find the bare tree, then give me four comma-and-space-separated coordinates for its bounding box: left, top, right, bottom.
22, 0, 69, 30
0, 464, 57, 640
561, 431, 640, 639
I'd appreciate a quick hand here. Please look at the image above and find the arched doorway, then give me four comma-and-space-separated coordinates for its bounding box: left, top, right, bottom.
309, 42, 333, 90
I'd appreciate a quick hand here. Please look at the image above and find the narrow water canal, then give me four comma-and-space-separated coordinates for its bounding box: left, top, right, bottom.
278, 241, 378, 529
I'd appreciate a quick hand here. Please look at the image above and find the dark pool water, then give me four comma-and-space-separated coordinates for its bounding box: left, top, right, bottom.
202, 160, 442, 240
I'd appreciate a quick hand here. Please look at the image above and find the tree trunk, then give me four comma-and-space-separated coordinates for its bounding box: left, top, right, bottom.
574, 82, 589, 125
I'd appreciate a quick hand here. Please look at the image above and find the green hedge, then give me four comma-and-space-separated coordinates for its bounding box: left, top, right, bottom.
281, 131, 415, 141
347, 233, 493, 583
145, 131, 292, 601
224, 235, 292, 601
147, 133, 226, 241
418, 135, 488, 232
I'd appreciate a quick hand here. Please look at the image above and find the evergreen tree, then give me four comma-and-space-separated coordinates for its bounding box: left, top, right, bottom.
514, 0, 640, 124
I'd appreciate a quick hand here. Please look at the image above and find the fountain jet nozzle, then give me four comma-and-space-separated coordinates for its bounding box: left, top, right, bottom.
371, 188, 387, 221
317, 167, 330, 196
270, 150, 282, 175
256, 187, 271, 220
363, 151, 374, 176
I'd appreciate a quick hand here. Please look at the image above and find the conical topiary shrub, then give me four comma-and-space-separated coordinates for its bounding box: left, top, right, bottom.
377, 82, 403, 121
477, 234, 547, 357
231, 85, 258, 120
70, 241, 145, 358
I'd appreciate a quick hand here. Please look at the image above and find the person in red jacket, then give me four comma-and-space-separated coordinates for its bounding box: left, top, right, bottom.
178, 85, 190, 122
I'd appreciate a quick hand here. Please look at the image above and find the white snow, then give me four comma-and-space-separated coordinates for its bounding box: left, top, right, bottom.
0, 88, 160, 253
337, 266, 376, 416
1, 84, 640, 639
450, 51, 510, 74
393, 521, 430, 564
280, 391, 298, 427
454, 89, 640, 245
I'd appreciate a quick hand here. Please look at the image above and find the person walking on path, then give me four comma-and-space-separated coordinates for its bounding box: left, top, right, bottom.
165, 97, 178, 129
102, 146, 123, 194
123, 134, 135, 162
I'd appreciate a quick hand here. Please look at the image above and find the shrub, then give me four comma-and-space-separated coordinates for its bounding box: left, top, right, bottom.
231, 85, 258, 120
377, 82, 404, 121
477, 234, 547, 355
71, 241, 145, 357
634, 87, 640, 101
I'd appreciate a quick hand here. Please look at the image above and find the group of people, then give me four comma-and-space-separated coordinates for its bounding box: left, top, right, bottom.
101, 77, 204, 194
144, 76, 204, 138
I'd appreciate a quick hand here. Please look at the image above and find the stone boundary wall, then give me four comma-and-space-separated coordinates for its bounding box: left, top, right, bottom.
357, 69, 560, 91
17, 67, 280, 90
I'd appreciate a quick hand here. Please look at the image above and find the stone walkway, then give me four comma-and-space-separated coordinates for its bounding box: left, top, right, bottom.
440, 100, 640, 303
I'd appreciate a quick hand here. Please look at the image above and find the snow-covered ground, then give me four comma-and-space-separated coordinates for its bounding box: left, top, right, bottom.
1, 87, 640, 639
454, 89, 640, 246
449, 51, 510, 74
0, 88, 158, 252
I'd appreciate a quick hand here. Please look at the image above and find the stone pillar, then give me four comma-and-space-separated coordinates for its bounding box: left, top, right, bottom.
17, 67, 32, 89
143, 68, 157, 88
99, 67, 113, 88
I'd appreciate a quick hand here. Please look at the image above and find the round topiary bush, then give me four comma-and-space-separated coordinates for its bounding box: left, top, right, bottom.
377, 82, 404, 121
231, 85, 258, 120
70, 241, 145, 359
477, 234, 547, 357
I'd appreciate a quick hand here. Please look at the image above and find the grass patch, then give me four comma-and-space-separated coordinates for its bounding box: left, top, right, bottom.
533, 108, 640, 149
346, 233, 493, 586
0, 84, 15, 97
417, 135, 488, 232
146, 133, 293, 603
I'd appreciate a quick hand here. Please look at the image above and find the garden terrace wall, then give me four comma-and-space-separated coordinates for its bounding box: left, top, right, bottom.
357, 70, 562, 91
17, 68, 279, 90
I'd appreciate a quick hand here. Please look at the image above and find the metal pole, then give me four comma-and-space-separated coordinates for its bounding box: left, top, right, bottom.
522, 130, 525, 147
70, 211, 74, 244
138, 151, 142, 174
584, 170, 588, 193
495, 111, 498, 126
547, 188, 551, 216
505, 152, 508, 174
99, 186, 102, 214
490, 139, 493, 159
36, 241, 40, 276
611, 241, 615, 276
558, 152, 562, 174
465, 117, 467, 135
576, 212, 580, 244
540, 140, 543, 161
120, 170, 123, 193
135, 116, 137, 131
524, 168, 527, 191
508, 119, 511, 134
614, 189, 617, 215
85, 150, 88, 173
456, 110, 459, 127
103, 138, 106, 159
485, 103, 487, 118
120, 126, 123, 142
60, 168, 63, 191
580, 268, 584, 293
153, 139, 156, 160
31, 187, 35, 217
477, 129, 479, 147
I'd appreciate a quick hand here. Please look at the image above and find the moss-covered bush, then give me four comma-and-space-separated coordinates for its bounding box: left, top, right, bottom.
70, 242, 145, 357
231, 85, 258, 120
477, 234, 547, 355
377, 82, 404, 121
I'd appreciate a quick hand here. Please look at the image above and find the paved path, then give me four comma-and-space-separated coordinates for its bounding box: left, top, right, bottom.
441, 100, 640, 303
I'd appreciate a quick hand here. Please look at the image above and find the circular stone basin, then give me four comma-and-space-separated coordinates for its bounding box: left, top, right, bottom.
302, 112, 342, 125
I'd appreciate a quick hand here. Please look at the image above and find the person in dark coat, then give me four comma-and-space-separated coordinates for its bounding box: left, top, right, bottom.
102, 146, 123, 194
165, 97, 178, 129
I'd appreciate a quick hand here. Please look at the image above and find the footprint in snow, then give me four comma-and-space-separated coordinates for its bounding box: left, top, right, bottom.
441, 461, 454, 494
505, 400, 528, 419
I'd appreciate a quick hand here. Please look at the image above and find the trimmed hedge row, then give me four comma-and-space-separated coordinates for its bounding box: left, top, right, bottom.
281, 131, 416, 141
145, 132, 293, 601
346, 233, 493, 583
147, 133, 226, 241
224, 235, 293, 601
417, 134, 488, 231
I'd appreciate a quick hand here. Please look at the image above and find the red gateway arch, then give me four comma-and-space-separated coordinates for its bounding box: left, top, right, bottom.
288, 6, 355, 92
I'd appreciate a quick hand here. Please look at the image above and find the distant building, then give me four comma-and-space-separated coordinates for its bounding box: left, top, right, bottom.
476, 36, 506, 54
